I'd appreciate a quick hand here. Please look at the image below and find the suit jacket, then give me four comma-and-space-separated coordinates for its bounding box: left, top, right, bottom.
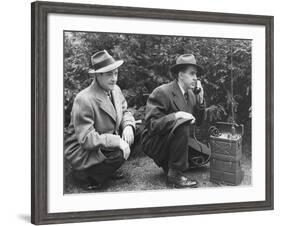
65, 80, 135, 170
142, 80, 206, 162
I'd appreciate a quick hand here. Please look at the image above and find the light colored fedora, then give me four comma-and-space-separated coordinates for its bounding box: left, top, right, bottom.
89, 50, 124, 73
170, 54, 203, 75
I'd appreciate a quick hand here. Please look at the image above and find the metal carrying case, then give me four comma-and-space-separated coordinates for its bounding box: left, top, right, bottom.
209, 122, 244, 185
210, 157, 244, 185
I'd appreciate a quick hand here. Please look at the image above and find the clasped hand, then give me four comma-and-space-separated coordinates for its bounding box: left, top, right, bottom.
119, 139, 131, 160
175, 111, 196, 124
122, 126, 134, 146
119, 126, 134, 160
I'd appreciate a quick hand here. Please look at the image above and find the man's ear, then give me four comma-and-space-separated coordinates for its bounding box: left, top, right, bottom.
95, 73, 102, 80
178, 71, 182, 80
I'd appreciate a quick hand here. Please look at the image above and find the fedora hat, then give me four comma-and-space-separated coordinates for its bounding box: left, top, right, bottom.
89, 50, 124, 73
170, 54, 203, 76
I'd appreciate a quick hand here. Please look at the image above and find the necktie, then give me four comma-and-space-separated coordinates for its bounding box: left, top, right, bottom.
107, 92, 115, 107
184, 92, 189, 104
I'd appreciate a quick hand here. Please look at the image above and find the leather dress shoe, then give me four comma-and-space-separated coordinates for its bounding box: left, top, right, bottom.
167, 175, 198, 188
167, 169, 198, 188
72, 171, 102, 190
86, 179, 102, 190
109, 170, 124, 180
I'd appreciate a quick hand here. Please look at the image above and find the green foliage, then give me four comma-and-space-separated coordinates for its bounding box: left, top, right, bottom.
64, 32, 251, 144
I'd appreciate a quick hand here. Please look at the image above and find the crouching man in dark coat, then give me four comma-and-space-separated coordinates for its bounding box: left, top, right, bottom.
142, 54, 209, 188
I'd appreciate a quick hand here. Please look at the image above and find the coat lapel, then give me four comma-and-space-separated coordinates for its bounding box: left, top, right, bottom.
171, 80, 189, 112
111, 88, 122, 130
90, 81, 117, 122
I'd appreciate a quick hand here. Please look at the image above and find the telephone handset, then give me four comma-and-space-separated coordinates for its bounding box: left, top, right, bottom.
193, 80, 201, 95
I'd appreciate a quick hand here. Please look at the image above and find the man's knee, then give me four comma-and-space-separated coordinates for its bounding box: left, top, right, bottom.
113, 149, 125, 165
102, 148, 125, 166
173, 123, 190, 137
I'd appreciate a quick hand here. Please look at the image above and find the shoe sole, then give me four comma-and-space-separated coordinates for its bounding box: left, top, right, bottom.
166, 181, 199, 188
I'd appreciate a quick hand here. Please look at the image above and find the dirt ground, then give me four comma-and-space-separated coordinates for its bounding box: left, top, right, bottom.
64, 151, 251, 194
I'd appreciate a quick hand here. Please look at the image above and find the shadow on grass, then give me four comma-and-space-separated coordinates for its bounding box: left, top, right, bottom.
64, 150, 251, 194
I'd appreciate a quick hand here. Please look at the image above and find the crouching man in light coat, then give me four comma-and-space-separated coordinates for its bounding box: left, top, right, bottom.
65, 50, 135, 189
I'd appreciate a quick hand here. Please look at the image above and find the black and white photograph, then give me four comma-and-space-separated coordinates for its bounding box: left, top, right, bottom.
1, 0, 279, 225
30, 1, 274, 225
63, 31, 252, 193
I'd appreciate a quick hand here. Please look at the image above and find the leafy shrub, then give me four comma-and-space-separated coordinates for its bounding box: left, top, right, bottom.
64, 32, 252, 147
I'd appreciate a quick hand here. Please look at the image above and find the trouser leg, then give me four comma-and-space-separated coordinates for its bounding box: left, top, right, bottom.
167, 123, 190, 172
84, 149, 125, 184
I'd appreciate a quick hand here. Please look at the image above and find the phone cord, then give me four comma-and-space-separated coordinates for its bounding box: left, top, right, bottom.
190, 126, 211, 168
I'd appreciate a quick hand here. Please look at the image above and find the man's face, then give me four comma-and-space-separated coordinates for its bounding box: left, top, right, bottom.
178, 65, 198, 91
96, 68, 118, 91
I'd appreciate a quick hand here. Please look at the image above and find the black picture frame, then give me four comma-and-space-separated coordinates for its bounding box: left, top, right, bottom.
31, 1, 274, 225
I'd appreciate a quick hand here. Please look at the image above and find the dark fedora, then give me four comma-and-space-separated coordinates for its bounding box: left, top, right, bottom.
170, 54, 203, 76
89, 50, 124, 73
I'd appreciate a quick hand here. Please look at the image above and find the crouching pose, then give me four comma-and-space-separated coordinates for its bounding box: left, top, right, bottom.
65, 50, 135, 189
142, 54, 208, 188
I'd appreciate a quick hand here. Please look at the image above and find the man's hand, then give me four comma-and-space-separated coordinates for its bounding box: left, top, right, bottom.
122, 126, 134, 146
119, 138, 131, 160
196, 80, 204, 104
175, 111, 196, 124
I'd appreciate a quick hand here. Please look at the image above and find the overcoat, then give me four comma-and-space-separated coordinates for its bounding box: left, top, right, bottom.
142, 80, 209, 167
65, 80, 135, 170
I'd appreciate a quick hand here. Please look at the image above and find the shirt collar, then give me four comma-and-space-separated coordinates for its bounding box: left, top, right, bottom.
177, 81, 186, 96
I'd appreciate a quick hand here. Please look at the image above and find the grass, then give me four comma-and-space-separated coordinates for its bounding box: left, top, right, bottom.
64, 149, 251, 194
